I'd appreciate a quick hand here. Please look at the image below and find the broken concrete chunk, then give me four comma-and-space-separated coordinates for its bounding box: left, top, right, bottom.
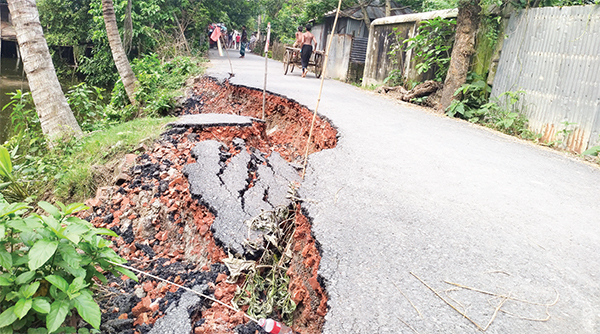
148, 285, 208, 334
184, 140, 300, 258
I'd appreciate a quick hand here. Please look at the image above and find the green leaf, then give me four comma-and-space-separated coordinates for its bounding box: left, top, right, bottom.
38, 202, 61, 220
41, 216, 60, 234
14, 298, 32, 319
582, 146, 600, 156
0, 203, 29, 217
72, 290, 100, 329
0, 274, 13, 286
28, 328, 47, 334
0, 249, 12, 271
113, 266, 138, 282
0, 306, 17, 328
28, 239, 59, 271
93, 228, 118, 237
15, 271, 36, 285
62, 223, 90, 244
32, 297, 51, 314
64, 203, 88, 215
47, 299, 69, 333
57, 244, 81, 269
5, 219, 29, 232
0, 225, 5, 240
0, 146, 13, 179
56, 261, 86, 279
0, 326, 12, 334
12, 253, 28, 267
68, 277, 87, 295
45, 275, 68, 293
22, 282, 40, 298
23, 217, 43, 230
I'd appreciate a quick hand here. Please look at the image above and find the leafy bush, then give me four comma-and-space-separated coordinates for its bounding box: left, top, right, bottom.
111, 54, 204, 116
65, 83, 106, 132
2, 91, 45, 158
445, 73, 538, 139
0, 198, 136, 333
0, 147, 30, 204
446, 73, 491, 121
403, 17, 456, 82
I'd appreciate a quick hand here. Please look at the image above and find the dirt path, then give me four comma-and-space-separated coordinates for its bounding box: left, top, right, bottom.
207, 49, 600, 333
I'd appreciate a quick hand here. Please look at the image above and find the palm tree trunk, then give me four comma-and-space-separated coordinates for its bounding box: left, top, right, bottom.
7, 0, 82, 142
102, 0, 137, 105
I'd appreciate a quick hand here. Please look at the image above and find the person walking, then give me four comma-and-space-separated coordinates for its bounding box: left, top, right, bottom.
293, 26, 304, 48
301, 24, 317, 78
240, 26, 248, 58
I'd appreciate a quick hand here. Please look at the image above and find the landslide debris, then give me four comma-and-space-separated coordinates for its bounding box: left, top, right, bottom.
79, 77, 337, 334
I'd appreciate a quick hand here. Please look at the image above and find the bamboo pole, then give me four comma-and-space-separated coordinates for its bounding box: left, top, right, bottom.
220, 34, 234, 77
262, 22, 271, 120
301, 0, 343, 179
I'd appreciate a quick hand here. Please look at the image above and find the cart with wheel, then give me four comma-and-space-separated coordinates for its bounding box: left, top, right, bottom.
283, 46, 324, 78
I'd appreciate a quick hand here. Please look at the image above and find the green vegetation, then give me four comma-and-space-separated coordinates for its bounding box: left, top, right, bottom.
445, 73, 539, 139
0, 195, 136, 333
233, 205, 297, 325
2, 52, 199, 203
405, 17, 456, 82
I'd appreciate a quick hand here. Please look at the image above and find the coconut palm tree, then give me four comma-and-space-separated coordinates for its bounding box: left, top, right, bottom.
7, 0, 83, 142
102, 0, 137, 105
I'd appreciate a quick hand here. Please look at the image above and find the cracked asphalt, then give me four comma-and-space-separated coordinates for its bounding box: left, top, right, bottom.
206, 49, 600, 333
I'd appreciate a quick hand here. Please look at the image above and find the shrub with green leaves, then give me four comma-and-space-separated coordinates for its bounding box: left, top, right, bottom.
403, 17, 456, 82
111, 54, 205, 117
0, 200, 136, 333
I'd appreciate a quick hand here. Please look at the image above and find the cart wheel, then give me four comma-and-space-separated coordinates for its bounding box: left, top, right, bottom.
314, 54, 323, 78
290, 51, 296, 73
283, 50, 291, 75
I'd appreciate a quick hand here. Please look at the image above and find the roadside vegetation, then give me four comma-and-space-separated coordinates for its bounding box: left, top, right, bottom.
2, 0, 599, 332
378, 0, 600, 163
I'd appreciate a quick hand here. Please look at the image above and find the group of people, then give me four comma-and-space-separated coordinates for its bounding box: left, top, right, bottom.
294, 24, 317, 78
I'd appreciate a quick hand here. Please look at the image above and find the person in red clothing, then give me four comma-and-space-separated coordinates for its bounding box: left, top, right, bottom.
235, 34, 241, 49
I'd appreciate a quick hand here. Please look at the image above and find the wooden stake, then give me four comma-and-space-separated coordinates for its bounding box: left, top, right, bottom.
301, 0, 343, 179
262, 22, 271, 120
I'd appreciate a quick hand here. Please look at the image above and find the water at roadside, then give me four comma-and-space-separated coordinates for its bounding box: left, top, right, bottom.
0, 57, 28, 144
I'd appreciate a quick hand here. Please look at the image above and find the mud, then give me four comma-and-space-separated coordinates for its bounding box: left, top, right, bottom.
80, 77, 337, 334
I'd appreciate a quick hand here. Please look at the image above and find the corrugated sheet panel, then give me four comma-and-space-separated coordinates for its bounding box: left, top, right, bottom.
492, 5, 600, 152
350, 37, 368, 63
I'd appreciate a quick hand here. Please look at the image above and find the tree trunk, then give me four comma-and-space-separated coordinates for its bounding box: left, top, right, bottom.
385, 0, 391, 16
7, 0, 82, 142
360, 5, 371, 27
439, 0, 482, 112
102, 0, 137, 105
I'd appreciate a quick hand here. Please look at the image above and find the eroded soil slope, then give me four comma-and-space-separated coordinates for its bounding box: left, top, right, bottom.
81, 77, 336, 334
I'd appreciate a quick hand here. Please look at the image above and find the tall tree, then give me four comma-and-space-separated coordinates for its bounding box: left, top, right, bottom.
7, 0, 82, 142
439, 0, 482, 111
102, 0, 137, 105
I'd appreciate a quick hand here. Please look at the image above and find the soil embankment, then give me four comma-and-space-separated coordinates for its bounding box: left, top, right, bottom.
80, 77, 336, 334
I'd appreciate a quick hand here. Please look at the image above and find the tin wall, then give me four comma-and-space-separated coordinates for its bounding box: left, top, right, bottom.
492, 5, 600, 152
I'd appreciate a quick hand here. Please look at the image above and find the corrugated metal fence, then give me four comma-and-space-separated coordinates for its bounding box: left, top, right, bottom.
492, 5, 600, 152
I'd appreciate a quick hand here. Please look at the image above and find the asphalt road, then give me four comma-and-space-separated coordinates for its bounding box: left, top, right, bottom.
206, 49, 600, 334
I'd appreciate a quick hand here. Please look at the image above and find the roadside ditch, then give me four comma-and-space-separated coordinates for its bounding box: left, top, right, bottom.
79, 76, 337, 334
